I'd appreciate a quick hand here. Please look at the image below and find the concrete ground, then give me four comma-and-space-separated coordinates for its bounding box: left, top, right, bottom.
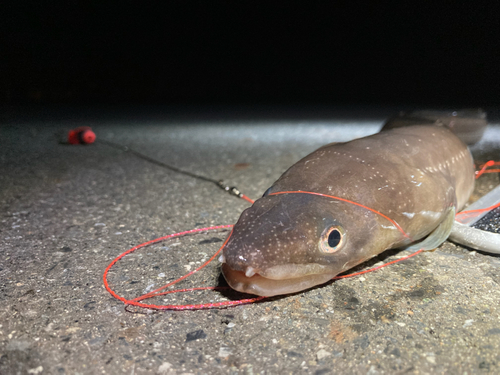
1, 106, 499, 375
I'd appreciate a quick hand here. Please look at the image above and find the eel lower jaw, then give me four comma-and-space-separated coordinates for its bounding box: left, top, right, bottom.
221, 263, 335, 297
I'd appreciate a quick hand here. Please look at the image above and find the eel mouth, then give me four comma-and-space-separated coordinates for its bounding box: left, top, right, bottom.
221, 263, 334, 297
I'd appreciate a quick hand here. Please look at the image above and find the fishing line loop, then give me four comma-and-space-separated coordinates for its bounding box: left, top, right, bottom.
102, 142, 499, 311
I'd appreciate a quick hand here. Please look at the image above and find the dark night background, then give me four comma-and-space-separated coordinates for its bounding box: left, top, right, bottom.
2, 2, 500, 109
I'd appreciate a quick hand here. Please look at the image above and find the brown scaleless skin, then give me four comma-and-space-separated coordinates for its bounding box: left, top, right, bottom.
221, 125, 475, 296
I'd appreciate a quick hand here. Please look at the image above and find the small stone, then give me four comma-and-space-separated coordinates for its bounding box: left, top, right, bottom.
380, 315, 390, 323
316, 349, 332, 360
158, 362, 173, 374
186, 330, 206, 342
487, 328, 500, 335
218, 347, 232, 358
463, 319, 474, 328
27, 366, 43, 374
143, 283, 156, 294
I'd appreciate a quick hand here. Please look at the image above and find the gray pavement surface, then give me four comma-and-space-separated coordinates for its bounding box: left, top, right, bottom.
1, 106, 500, 374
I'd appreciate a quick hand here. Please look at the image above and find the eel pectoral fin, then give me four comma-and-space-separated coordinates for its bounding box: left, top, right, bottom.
404, 207, 456, 252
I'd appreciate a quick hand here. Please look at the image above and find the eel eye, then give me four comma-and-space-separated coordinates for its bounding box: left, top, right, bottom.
319, 226, 345, 254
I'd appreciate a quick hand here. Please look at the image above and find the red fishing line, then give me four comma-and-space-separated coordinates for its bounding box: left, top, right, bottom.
103, 191, 416, 311
103, 222, 421, 311
103, 225, 266, 310
240, 195, 255, 204
455, 202, 500, 223
475, 160, 500, 178
332, 250, 424, 280
268, 191, 411, 239
103, 161, 500, 311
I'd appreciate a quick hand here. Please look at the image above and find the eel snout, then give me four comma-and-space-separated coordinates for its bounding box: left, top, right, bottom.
220, 261, 333, 297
